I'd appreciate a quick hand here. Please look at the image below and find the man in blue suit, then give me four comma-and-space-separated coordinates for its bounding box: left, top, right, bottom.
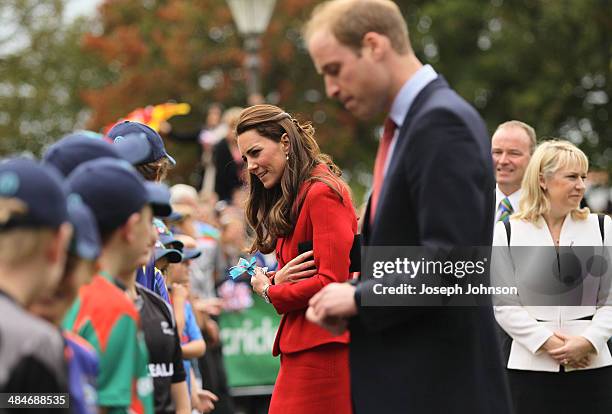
305, 1, 512, 413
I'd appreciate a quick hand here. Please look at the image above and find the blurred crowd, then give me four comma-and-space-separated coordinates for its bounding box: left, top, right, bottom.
0, 106, 272, 414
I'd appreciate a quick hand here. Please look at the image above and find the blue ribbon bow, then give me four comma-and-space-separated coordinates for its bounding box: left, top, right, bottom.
229, 257, 257, 280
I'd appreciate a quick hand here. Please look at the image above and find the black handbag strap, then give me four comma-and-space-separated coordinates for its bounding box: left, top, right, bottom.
503, 219, 511, 245
498, 220, 513, 363
503, 215, 603, 244
598, 213, 605, 243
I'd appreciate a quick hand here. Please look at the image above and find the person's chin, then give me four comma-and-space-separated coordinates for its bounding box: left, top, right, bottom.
568, 196, 583, 206
349, 106, 372, 120
495, 172, 513, 181
136, 255, 150, 269
262, 176, 280, 189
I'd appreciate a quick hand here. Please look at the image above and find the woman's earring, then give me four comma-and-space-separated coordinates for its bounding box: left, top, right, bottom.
285, 153, 289, 161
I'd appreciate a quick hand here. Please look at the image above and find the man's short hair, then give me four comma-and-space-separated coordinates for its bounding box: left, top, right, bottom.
303, 0, 412, 55
494, 120, 537, 154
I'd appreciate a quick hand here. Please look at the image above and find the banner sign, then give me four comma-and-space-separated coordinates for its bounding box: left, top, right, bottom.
219, 295, 280, 387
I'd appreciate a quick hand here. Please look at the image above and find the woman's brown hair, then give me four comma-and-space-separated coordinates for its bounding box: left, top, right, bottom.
236, 104, 344, 254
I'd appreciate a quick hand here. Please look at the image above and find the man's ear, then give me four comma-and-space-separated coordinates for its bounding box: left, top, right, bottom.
122, 212, 142, 243
362, 32, 389, 60
47, 222, 73, 265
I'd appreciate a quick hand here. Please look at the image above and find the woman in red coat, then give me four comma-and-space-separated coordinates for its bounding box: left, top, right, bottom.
236, 104, 357, 414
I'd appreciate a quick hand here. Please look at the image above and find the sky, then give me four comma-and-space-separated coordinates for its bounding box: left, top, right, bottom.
0, 0, 103, 57
65, 0, 103, 21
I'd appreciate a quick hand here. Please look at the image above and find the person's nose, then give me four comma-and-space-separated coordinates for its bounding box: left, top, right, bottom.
247, 159, 258, 173
324, 77, 340, 99
498, 152, 509, 165
576, 176, 586, 191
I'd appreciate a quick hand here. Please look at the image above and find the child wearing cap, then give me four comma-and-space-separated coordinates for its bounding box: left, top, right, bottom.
62, 158, 177, 414
138, 233, 195, 414
42, 131, 189, 413
165, 237, 205, 371
141, 218, 185, 303
43, 130, 152, 177
171, 234, 220, 413
167, 207, 235, 414
65, 158, 190, 414
0, 158, 73, 397
30, 196, 101, 414
107, 121, 176, 182
108, 122, 177, 301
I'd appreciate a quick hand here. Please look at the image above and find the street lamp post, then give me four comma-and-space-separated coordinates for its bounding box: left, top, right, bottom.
226, 0, 277, 99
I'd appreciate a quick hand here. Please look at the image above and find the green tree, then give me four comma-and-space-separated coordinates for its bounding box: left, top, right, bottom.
81, 0, 369, 193
3, 0, 610, 181
0, 0, 112, 155
79, 0, 244, 183
402, 0, 612, 170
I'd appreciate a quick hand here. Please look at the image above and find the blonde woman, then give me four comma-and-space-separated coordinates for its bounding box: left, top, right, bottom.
493, 140, 612, 413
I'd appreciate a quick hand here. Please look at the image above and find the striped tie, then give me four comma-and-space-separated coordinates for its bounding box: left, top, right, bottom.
497, 197, 514, 222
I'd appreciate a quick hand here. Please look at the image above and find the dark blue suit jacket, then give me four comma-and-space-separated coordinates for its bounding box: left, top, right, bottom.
351, 77, 512, 413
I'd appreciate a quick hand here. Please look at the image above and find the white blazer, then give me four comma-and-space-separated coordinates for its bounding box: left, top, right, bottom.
492, 213, 612, 372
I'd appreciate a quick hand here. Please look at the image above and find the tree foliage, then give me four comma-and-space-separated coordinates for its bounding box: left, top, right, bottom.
79, 0, 365, 192
0, 0, 112, 155
80, 0, 612, 200
1, 0, 610, 202
403, 0, 612, 171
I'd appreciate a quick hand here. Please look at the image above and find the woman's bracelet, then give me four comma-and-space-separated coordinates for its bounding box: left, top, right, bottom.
262, 284, 271, 303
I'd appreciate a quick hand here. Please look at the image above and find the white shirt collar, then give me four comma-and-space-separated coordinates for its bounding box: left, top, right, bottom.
389, 64, 438, 129
380, 65, 437, 178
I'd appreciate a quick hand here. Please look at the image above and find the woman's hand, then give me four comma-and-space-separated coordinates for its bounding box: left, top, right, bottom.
547, 332, 595, 366
539, 334, 565, 353
274, 250, 317, 284
250, 267, 270, 296
568, 355, 591, 369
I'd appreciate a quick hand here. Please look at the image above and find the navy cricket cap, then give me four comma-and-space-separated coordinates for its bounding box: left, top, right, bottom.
67, 194, 101, 260
154, 239, 183, 263
107, 121, 176, 166
0, 158, 68, 229
165, 210, 185, 223
181, 247, 202, 261
153, 218, 183, 250
66, 158, 171, 235
146, 182, 173, 218
43, 131, 152, 177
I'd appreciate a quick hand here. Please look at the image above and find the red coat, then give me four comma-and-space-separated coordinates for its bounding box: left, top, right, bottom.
267, 166, 357, 356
